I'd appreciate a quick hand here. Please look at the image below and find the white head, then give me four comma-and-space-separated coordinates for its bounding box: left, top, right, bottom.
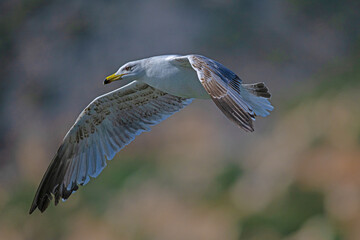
104, 59, 146, 84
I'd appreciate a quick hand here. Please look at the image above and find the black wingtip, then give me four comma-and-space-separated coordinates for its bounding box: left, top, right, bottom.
29, 151, 61, 215
29, 205, 36, 214
29, 194, 39, 214
29, 194, 51, 214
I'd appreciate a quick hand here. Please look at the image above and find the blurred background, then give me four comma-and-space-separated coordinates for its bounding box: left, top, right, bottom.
0, 0, 359, 239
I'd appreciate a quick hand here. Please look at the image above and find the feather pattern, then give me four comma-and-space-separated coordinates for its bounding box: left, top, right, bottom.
29, 81, 192, 213
187, 55, 256, 131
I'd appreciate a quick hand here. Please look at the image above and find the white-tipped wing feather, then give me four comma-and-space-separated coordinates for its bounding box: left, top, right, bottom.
30, 81, 192, 213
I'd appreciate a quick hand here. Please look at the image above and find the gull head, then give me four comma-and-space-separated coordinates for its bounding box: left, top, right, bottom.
104, 60, 145, 84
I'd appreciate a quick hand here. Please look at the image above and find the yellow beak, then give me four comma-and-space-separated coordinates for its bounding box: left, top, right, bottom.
104, 73, 125, 84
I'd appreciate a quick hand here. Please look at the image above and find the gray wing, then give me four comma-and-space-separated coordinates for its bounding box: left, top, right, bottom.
29, 81, 192, 213
186, 55, 255, 132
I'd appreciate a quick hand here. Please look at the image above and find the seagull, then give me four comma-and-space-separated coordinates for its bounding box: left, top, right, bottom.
29, 54, 273, 214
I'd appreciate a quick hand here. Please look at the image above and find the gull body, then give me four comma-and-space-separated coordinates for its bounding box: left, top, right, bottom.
119, 55, 210, 99
30, 54, 274, 214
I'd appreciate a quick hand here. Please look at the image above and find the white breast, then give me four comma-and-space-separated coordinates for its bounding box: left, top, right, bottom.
140, 56, 210, 99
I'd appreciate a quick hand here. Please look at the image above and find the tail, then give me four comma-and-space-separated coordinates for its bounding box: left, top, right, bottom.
242, 82, 274, 117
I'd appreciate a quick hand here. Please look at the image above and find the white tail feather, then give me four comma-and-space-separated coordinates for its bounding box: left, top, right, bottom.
241, 83, 274, 117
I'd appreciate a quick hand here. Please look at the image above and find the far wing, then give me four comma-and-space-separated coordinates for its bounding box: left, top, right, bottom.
186, 55, 255, 132
30, 81, 192, 213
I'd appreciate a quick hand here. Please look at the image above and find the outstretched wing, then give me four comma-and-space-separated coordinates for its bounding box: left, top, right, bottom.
186, 55, 255, 132
30, 81, 192, 214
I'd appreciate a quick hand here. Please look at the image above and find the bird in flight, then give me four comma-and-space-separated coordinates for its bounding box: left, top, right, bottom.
29, 54, 273, 214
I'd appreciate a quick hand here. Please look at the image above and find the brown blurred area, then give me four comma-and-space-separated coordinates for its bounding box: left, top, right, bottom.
0, 0, 360, 239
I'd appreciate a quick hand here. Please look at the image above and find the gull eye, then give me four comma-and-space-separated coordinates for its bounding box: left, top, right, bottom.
124, 66, 133, 71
